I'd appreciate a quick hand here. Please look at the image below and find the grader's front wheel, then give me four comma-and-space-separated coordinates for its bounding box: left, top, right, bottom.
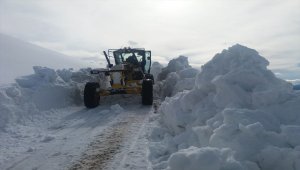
84, 82, 100, 108
142, 79, 153, 105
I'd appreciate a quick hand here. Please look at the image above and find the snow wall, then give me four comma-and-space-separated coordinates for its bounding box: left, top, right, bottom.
154, 56, 199, 99
0, 66, 98, 131
150, 62, 163, 82
149, 44, 300, 170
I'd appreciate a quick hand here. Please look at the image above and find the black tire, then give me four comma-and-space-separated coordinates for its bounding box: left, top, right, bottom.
84, 82, 100, 108
142, 79, 153, 105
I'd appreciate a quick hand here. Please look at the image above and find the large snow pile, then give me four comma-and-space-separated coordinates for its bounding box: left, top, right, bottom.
0, 66, 97, 132
154, 56, 199, 99
149, 44, 300, 170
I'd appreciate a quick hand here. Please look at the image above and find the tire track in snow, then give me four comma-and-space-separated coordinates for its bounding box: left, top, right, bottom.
69, 109, 150, 170
70, 123, 127, 170
112, 112, 151, 170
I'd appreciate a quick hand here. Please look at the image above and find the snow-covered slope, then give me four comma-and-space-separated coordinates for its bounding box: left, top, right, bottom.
0, 33, 84, 85
149, 44, 300, 170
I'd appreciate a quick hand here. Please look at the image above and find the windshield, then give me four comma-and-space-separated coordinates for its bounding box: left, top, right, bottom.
113, 49, 150, 73
114, 51, 143, 64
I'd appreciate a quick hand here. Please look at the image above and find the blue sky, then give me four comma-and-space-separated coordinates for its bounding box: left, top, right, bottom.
1, 0, 299, 79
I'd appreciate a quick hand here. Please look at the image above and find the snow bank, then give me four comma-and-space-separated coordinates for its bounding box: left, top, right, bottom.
150, 62, 163, 82
149, 44, 300, 170
154, 56, 199, 99
157, 56, 191, 81
0, 66, 98, 131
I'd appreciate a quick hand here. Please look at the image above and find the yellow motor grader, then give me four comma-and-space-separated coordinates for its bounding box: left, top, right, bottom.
84, 48, 154, 108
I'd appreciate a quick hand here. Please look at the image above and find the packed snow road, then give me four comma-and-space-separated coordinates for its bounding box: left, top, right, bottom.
2, 95, 153, 170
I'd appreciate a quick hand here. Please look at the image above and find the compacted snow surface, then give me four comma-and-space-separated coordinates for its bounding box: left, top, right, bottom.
149, 44, 300, 170
1, 44, 300, 170
0, 66, 153, 170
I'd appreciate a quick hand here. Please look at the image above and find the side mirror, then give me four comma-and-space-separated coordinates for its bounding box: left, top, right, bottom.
145, 51, 151, 60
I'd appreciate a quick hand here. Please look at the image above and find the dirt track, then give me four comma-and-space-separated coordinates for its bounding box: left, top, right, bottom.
69, 113, 148, 170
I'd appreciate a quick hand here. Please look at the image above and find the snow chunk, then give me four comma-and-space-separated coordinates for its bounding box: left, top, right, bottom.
168, 147, 245, 170
27, 147, 35, 152
33, 66, 57, 82
41, 135, 55, 142
154, 56, 199, 99
110, 104, 124, 113
281, 125, 300, 147
257, 146, 300, 170
157, 56, 191, 81
5, 86, 21, 98
16, 66, 58, 88
56, 68, 73, 82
